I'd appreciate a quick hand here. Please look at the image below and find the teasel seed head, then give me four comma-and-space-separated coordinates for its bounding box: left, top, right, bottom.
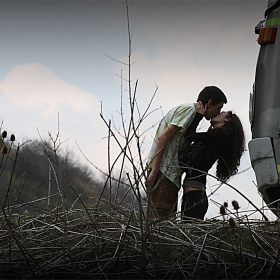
228, 217, 236, 228
1, 131, 7, 138
10, 134, 15, 142
220, 205, 226, 215
1, 145, 8, 154
232, 200, 240, 211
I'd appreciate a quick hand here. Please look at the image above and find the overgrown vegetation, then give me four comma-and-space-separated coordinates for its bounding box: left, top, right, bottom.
1, 1, 280, 279
1, 202, 280, 279
0, 135, 138, 213
0, 139, 98, 210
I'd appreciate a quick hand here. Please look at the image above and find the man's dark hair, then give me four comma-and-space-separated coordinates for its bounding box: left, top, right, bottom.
197, 86, 227, 106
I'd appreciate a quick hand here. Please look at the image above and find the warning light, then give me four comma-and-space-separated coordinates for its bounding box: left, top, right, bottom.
258, 26, 277, 45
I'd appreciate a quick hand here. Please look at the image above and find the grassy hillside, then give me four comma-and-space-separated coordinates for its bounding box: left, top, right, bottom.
0, 139, 102, 212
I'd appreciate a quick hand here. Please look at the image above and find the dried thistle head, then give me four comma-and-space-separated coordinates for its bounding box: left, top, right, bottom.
1, 145, 8, 155
224, 202, 228, 208
228, 217, 236, 228
10, 134, 15, 142
1, 131, 7, 138
232, 200, 240, 210
220, 205, 226, 215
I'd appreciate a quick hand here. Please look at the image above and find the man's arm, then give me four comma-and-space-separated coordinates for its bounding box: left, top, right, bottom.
148, 124, 181, 187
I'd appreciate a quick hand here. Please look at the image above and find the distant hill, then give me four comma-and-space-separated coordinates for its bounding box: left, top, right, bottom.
0, 139, 104, 212
0, 138, 139, 213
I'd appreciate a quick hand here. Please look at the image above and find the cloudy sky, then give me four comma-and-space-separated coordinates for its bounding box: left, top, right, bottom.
0, 0, 274, 219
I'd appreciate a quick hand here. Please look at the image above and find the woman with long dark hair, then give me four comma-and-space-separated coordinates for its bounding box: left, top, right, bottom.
179, 110, 245, 220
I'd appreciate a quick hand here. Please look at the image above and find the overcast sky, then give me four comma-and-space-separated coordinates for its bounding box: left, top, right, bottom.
0, 0, 274, 219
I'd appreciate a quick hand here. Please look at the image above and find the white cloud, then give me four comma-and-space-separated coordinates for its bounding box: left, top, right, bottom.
0, 63, 114, 175
0, 63, 97, 115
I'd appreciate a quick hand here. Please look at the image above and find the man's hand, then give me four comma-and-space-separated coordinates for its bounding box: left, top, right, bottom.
147, 169, 158, 188
195, 101, 207, 116
147, 124, 180, 188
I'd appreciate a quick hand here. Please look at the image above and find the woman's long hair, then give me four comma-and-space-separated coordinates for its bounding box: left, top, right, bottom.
214, 112, 245, 181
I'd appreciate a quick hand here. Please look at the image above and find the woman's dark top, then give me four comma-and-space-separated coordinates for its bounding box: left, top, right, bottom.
178, 113, 228, 188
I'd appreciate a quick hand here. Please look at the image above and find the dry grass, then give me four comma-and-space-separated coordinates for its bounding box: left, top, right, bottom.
1, 201, 280, 279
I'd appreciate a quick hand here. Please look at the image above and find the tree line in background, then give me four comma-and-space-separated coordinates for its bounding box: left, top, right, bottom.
0, 134, 139, 213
